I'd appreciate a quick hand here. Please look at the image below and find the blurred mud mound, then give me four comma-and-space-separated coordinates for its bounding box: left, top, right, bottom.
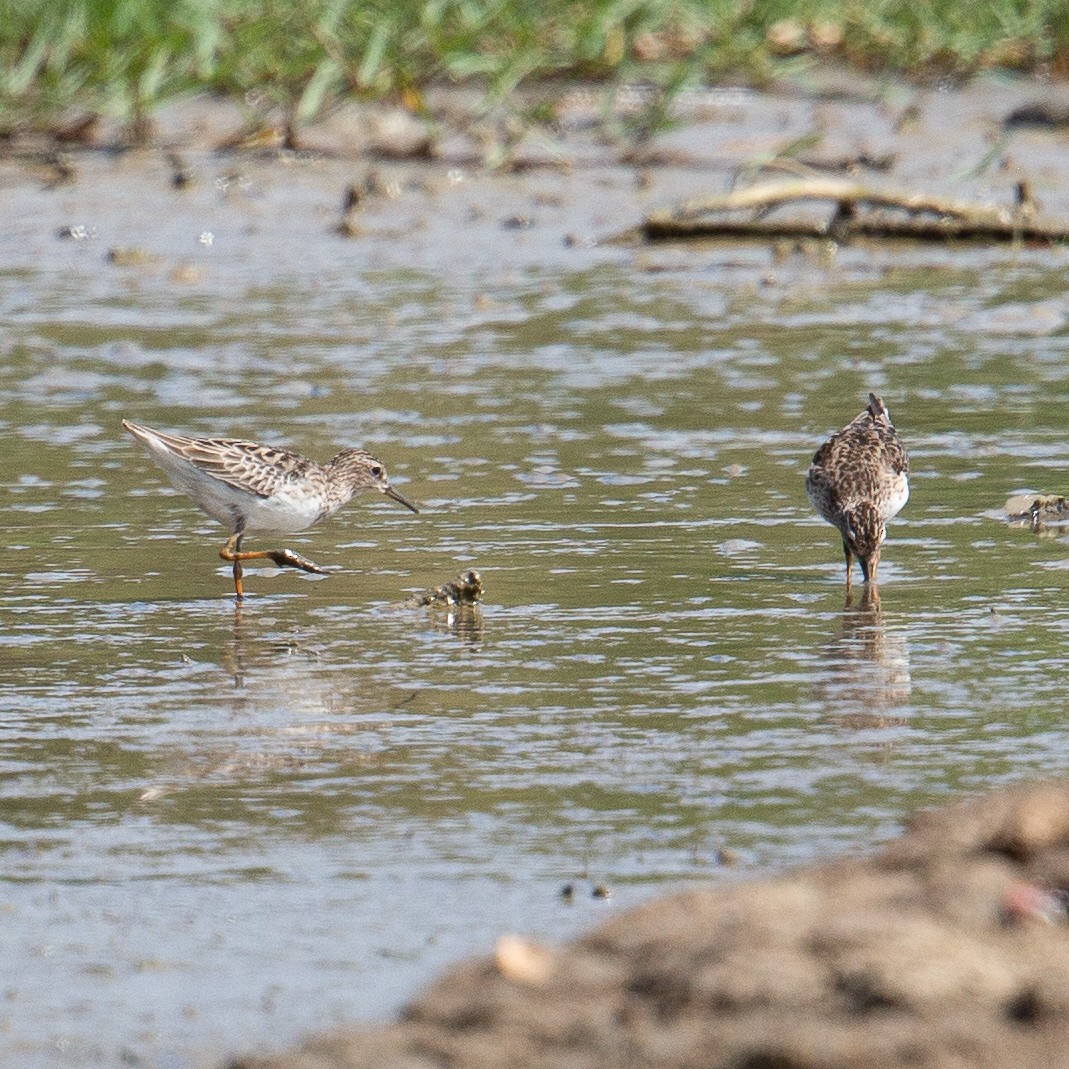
232, 783, 1069, 1069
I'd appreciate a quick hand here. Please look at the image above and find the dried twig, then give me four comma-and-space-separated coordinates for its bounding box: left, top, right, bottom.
640, 177, 1068, 242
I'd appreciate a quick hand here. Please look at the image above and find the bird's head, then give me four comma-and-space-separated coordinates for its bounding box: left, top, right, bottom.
329, 449, 419, 513
842, 501, 885, 580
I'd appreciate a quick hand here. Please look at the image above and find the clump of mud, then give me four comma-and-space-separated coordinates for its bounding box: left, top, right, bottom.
1004, 493, 1069, 531
411, 569, 483, 607
230, 782, 1069, 1069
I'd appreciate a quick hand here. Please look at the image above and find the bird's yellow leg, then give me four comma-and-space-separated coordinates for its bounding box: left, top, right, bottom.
219, 534, 326, 600
842, 540, 854, 591
220, 533, 247, 600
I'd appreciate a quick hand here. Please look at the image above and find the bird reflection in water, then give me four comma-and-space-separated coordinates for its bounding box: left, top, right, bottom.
137, 571, 485, 800
819, 587, 911, 729
138, 607, 404, 803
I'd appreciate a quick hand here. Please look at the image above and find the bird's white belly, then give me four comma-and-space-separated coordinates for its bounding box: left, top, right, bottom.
163, 464, 323, 534
883, 475, 910, 521
237, 489, 324, 534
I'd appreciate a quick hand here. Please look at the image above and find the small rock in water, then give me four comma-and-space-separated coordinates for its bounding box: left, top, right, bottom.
335, 183, 363, 237
57, 224, 95, 240
107, 247, 156, 267
167, 152, 195, 190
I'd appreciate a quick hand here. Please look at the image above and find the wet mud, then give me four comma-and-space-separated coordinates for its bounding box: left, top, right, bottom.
233, 782, 1069, 1069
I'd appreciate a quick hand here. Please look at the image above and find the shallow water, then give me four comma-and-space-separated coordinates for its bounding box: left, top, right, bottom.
6, 84, 1069, 1066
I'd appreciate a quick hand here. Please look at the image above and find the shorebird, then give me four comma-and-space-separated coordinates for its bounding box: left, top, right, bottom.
122, 420, 418, 599
805, 393, 909, 589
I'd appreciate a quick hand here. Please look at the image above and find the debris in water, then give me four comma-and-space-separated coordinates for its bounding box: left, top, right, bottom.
415, 570, 483, 607
336, 183, 363, 236
1003, 493, 1069, 532
107, 247, 156, 267
167, 152, 195, 190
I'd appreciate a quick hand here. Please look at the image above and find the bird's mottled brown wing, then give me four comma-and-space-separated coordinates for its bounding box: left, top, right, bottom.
807, 414, 909, 517
124, 421, 321, 500
174, 438, 323, 499
880, 427, 910, 478
807, 431, 853, 515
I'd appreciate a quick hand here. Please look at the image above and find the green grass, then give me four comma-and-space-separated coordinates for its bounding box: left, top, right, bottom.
1, 0, 1067, 144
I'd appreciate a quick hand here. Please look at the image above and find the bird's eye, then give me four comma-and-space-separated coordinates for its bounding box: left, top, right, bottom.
370, 465, 383, 478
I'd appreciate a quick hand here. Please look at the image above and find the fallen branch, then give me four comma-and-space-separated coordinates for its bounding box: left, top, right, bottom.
640, 177, 1069, 243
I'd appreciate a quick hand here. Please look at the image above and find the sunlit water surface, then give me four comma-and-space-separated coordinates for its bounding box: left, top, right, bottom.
4, 148, 1069, 1067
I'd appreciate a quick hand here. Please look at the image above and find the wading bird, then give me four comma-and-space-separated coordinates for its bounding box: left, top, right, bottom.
805, 394, 909, 589
123, 420, 418, 599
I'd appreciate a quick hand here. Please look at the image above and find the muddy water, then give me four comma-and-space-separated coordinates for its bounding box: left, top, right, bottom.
6, 90, 1069, 1066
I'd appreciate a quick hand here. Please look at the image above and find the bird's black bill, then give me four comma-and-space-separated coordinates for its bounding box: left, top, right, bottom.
384, 485, 420, 513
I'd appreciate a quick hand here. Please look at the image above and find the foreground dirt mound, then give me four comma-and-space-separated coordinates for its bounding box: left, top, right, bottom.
231, 783, 1069, 1069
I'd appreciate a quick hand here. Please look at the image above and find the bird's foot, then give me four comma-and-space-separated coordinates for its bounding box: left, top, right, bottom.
266, 548, 327, 574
